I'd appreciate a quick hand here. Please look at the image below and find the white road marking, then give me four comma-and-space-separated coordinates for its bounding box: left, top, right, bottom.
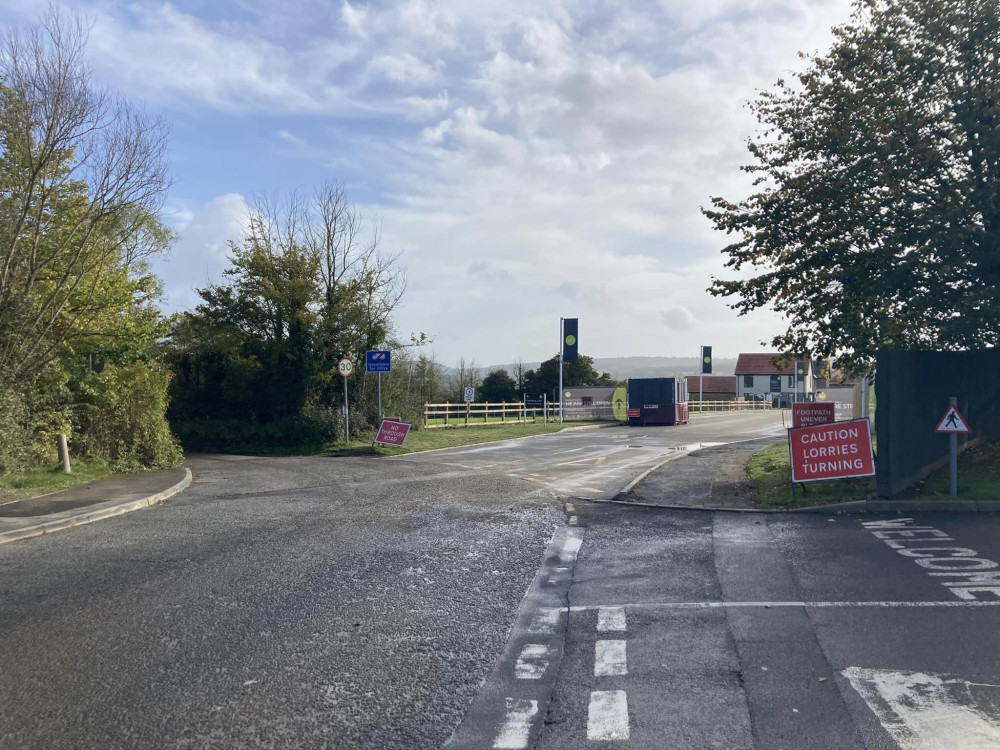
569, 515, 578, 525
597, 606, 627, 632
493, 698, 539, 749
528, 608, 562, 634
844, 667, 1000, 749
588, 690, 630, 741
595, 640, 627, 677
569, 601, 1000, 610
515, 644, 552, 679
862, 518, 1000, 600
561, 535, 583, 563
565, 503, 575, 512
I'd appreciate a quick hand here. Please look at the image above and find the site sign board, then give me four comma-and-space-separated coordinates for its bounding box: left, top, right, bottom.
792, 402, 835, 428
374, 419, 411, 447
789, 418, 875, 483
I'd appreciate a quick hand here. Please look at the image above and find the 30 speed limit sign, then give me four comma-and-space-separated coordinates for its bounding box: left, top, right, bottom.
337, 357, 354, 377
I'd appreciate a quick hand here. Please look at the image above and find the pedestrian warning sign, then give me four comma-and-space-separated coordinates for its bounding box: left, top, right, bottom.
935, 405, 971, 434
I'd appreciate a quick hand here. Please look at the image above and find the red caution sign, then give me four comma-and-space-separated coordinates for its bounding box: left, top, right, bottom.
374, 419, 412, 447
627, 409, 641, 418
792, 402, 835, 428
789, 418, 875, 483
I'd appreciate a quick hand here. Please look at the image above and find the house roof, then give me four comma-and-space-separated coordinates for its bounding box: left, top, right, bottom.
735, 353, 812, 376
685, 375, 737, 393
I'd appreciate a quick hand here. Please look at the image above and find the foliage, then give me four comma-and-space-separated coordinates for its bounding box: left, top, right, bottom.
523, 354, 615, 397
704, 0, 1000, 375
0, 9, 179, 477
167, 184, 411, 450
479, 368, 518, 402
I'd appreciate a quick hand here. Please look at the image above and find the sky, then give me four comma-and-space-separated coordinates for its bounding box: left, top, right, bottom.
2, 0, 854, 365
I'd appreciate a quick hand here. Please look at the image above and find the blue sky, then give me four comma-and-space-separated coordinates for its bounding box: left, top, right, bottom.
2, 0, 853, 365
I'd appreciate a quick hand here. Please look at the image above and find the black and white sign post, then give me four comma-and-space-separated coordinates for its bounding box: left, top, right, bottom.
338, 356, 354, 443
935, 398, 972, 497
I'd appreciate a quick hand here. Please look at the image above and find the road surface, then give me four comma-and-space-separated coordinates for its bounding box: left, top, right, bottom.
3, 411, 998, 749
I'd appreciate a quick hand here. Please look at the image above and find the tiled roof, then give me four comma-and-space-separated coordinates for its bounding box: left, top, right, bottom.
735, 353, 812, 376
685, 375, 737, 393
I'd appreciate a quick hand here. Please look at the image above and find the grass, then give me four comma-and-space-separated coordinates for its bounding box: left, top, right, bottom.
0, 458, 112, 504
901, 441, 1000, 501
321, 420, 614, 457
747, 442, 876, 509
748, 437, 1000, 508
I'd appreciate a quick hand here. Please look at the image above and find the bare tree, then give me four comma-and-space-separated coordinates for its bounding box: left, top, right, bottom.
0, 7, 170, 382
451, 357, 481, 400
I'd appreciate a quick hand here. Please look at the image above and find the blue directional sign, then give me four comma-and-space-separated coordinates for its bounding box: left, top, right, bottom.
366, 350, 391, 373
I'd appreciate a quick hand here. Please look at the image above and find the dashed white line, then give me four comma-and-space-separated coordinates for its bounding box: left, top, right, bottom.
588, 690, 630, 741
595, 640, 627, 677
569, 515, 578, 525
493, 698, 538, 749
597, 606, 626, 632
515, 644, 552, 679
528, 607, 562, 634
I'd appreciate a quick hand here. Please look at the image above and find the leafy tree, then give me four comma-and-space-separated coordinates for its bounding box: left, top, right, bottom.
0, 9, 179, 474
449, 357, 481, 401
0, 10, 170, 384
523, 354, 614, 397
704, 0, 1000, 375
479, 368, 517, 403
166, 184, 406, 449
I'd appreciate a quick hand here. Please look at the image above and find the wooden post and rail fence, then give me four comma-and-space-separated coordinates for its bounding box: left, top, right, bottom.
423, 399, 772, 428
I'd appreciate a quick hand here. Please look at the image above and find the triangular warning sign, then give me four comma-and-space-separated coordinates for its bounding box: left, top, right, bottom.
935, 405, 971, 434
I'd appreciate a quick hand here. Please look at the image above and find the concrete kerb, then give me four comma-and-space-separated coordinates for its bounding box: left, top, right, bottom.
604, 496, 1000, 514
0, 468, 193, 545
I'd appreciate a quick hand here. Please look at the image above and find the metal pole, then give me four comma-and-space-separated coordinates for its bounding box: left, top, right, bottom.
949, 396, 958, 497
543, 394, 547, 426
700, 373, 704, 412
377, 371, 383, 422
343, 376, 349, 444
558, 317, 564, 425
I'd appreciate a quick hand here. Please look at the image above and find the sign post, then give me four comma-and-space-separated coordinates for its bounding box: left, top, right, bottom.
700, 346, 712, 412
560, 318, 578, 425
366, 350, 392, 421
337, 356, 354, 443
935, 398, 972, 497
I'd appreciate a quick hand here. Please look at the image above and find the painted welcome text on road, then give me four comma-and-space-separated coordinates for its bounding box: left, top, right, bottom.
862, 518, 1000, 601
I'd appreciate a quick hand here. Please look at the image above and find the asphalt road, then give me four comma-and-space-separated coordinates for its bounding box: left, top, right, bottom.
4, 411, 998, 749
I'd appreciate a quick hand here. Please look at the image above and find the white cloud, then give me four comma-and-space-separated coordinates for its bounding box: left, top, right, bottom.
39, 0, 855, 361
154, 194, 248, 311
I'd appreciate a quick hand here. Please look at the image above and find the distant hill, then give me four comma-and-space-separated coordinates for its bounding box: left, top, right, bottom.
483, 356, 738, 380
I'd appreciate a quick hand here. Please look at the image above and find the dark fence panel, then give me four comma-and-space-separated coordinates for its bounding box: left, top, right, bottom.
876, 349, 1000, 497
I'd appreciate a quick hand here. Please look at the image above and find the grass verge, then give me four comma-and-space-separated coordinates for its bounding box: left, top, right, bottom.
899, 441, 1000, 501
0, 459, 112, 504
322, 421, 614, 457
747, 443, 875, 509
748, 438, 1000, 508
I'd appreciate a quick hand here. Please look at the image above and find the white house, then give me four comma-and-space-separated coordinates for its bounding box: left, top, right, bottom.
734, 353, 815, 402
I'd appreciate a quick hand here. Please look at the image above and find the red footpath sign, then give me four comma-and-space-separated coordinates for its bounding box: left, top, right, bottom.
792, 402, 835, 428
374, 419, 412, 447
789, 418, 875, 483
